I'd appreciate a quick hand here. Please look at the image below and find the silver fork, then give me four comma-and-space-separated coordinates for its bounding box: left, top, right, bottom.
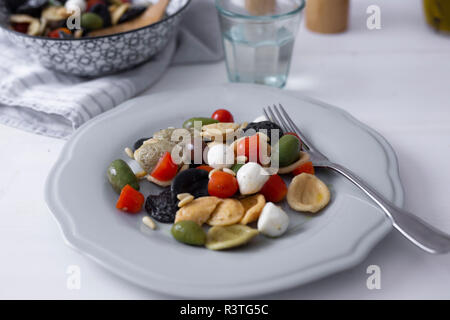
264, 103, 450, 254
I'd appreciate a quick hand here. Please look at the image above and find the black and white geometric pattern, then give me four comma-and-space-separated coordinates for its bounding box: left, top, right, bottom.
0, 0, 190, 77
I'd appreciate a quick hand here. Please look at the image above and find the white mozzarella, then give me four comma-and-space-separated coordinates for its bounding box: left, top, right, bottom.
65, 0, 87, 12
257, 202, 290, 237
236, 162, 269, 195
207, 144, 235, 169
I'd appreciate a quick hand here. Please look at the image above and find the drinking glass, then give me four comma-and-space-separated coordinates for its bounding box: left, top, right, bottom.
216, 0, 305, 88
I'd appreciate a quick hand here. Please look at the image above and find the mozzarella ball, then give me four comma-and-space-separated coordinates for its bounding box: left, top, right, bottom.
65, 0, 87, 12
207, 144, 235, 169
236, 162, 269, 195
257, 202, 290, 237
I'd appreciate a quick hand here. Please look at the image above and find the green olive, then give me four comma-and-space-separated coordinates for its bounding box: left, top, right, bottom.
182, 117, 219, 129
206, 225, 259, 250
81, 13, 104, 31
276, 135, 301, 167
107, 159, 139, 194
171, 221, 206, 246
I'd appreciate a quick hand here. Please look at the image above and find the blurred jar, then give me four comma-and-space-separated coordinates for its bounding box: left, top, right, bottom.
423, 0, 450, 32
306, 0, 349, 34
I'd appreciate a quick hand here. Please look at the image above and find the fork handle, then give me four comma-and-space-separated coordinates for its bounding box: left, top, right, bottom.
322, 162, 450, 254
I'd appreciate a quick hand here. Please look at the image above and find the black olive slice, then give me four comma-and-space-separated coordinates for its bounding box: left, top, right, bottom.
171, 168, 209, 199
145, 189, 178, 223
244, 121, 284, 140
16, 0, 47, 17
118, 6, 147, 24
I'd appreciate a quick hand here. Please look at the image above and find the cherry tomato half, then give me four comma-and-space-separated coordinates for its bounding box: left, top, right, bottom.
259, 174, 287, 203
208, 171, 238, 198
211, 109, 234, 123
292, 161, 315, 176
236, 134, 269, 164
151, 152, 178, 181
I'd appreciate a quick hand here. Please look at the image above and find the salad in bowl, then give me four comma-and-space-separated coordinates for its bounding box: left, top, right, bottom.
0, 0, 191, 76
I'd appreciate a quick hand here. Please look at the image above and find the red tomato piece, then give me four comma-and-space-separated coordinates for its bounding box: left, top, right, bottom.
48, 28, 71, 39
116, 185, 145, 214
260, 174, 287, 203
211, 109, 234, 123
151, 152, 178, 181
208, 171, 238, 198
292, 161, 315, 176
87, 0, 105, 11
197, 165, 214, 173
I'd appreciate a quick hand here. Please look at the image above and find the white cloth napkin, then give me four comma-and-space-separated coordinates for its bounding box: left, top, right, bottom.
0, 0, 223, 138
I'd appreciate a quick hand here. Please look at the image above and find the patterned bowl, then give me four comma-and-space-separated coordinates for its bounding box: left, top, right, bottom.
0, 0, 191, 77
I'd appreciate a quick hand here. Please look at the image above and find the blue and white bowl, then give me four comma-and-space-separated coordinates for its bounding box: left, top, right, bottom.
0, 0, 191, 77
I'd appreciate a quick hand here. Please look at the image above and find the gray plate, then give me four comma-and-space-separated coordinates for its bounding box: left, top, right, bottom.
45, 84, 403, 298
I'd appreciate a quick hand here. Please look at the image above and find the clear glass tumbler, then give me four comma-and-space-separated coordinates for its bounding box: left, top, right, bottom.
216, 0, 305, 88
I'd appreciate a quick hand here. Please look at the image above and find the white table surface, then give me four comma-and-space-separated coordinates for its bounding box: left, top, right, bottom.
1, 0, 450, 299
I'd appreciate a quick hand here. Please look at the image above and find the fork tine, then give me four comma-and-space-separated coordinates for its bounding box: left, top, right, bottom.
263, 108, 271, 123
278, 103, 312, 151
272, 106, 292, 134
264, 107, 289, 140
273, 104, 292, 134
267, 106, 282, 129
